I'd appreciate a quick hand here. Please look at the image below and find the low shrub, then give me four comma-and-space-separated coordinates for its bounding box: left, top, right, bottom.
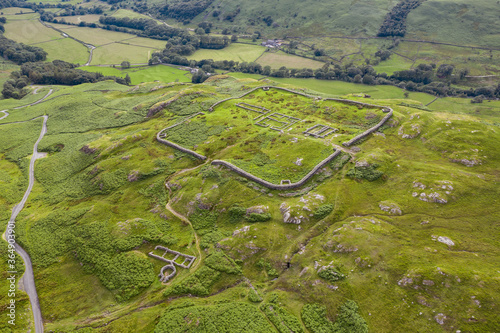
314, 204, 333, 219
318, 267, 345, 283
346, 163, 383, 181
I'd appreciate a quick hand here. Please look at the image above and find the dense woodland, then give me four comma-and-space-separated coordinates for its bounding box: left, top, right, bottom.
0, 18, 47, 65
377, 0, 424, 37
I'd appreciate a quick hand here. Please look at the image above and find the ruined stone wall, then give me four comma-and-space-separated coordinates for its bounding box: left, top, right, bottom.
211, 150, 342, 190
156, 112, 208, 160
341, 108, 393, 147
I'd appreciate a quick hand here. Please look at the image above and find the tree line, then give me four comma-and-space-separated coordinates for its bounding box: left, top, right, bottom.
377, 0, 424, 37
151, 46, 500, 99
0, 16, 47, 65
2, 60, 127, 99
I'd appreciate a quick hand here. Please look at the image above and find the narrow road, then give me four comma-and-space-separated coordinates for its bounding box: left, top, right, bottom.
84, 44, 96, 66
2, 115, 47, 333
1, 89, 54, 333
0, 110, 8, 120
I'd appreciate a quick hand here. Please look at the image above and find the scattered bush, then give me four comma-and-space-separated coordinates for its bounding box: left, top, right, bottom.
190, 208, 218, 230
204, 251, 242, 274
314, 204, 334, 219
155, 302, 274, 332
301, 304, 335, 333
330, 152, 351, 170
228, 205, 246, 223
260, 302, 305, 333
246, 212, 271, 223
346, 163, 384, 181
318, 267, 345, 283
248, 288, 262, 303
302, 301, 368, 333
165, 266, 221, 296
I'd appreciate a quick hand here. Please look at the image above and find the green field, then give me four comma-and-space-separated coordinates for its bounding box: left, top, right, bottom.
41, 37, 90, 64
259, 76, 435, 104
4, 18, 62, 44
91, 43, 156, 65
49, 23, 138, 46
257, 50, 324, 69
187, 43, 265, 63
59, 14, 101, 24
406, 0, 500, 48
80, 65, 191, 84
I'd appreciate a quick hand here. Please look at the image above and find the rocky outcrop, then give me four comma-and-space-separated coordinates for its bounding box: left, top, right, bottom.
378, 201, 402, 215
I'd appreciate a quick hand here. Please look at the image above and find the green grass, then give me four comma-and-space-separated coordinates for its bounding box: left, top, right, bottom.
91, 43, 157, 65
112, 9, 160, 22
4, 18, 62, 44
79, 65, 191, 84
264, 76, 436, 103
373, 54, 415, 75
1, 75, 499, 333
406, 0, 500, 48
59, 14, 101, 24
0, 60, 18, 87
40, 37, 90, 64
166, 87, 385, 183
187, 43, 265, 63
256, 50, 324, 69
49, 23, 140, 46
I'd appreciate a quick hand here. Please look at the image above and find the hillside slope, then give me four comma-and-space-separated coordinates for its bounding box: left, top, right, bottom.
406, 0, 500, 48
181, 0, 500, 47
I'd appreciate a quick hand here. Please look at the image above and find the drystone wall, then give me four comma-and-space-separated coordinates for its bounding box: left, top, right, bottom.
156, 112, 207, 160
211, 149, 342, 190
341, 108, 393, 147
148, 246, 196, 282
156, 86, 394, 189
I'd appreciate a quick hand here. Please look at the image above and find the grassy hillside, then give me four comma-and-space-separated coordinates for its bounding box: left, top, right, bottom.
406, 0, 500, 48
188, 0, 391, 37
181, 0, 500, 48
0, 76, 498, 332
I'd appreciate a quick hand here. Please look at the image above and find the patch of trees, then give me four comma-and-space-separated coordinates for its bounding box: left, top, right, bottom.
2, 60, 127, 99
223, 7, 240, 22
377, 0, 424, 37
159, 0, 214, 23
99, 16, 154, 31
40, 5, 103, 20
0, 36, 47, 64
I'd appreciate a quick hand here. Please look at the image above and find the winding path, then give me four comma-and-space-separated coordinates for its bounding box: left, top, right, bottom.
1, 89, 53, 333
165, 202, 202, 271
